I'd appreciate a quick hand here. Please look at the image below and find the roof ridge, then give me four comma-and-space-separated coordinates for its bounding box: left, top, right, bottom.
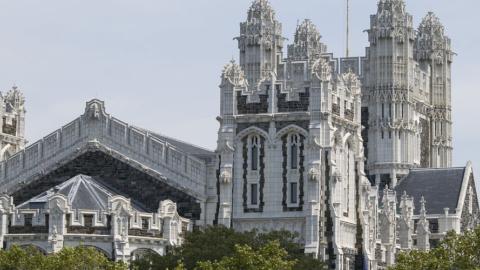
411, 167, 465, 171
134, 126, 215, 154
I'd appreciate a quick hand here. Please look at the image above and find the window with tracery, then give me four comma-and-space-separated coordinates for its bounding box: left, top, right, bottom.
250, 135, 260, 171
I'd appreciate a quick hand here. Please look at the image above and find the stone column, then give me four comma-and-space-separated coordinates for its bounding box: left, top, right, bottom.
0, 195, 13, 247
48, 194, 69, 254
110, 198, 132, 262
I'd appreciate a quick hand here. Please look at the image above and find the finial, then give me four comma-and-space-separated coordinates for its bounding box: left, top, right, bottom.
420, 196, 427, 216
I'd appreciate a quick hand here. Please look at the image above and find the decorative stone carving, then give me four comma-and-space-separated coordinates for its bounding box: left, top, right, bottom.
312, 57, 332, 82
219, 167, 232, 184
308, 166, 320, 182
222, 60, 247, 88
416, 196, 430, 251
287, 19, 326, 61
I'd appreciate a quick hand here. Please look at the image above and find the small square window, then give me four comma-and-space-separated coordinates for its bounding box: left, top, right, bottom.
84, 214, 94, 227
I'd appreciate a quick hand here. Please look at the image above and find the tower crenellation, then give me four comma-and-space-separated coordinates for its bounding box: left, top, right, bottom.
0, 85, 26, 161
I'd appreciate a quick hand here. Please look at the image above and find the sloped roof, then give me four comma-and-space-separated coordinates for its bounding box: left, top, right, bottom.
17, 174, 147, 212
134, 126, 215, 161
395, 167, 466, 215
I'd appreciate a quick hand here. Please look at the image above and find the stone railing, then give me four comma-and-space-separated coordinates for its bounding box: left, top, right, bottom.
0, 100, 213, 200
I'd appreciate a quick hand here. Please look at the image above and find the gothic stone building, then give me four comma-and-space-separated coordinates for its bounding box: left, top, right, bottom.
0, 0, 477, 269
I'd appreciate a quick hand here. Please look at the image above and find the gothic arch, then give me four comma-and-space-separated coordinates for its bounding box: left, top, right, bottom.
0, 144, 13, 161
78, 245, 111, 259
236, 126, 269, 143
275, 124, 309, 141
130, 248, 160, 261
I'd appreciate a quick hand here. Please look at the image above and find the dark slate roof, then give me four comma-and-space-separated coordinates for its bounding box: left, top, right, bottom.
134, 126, 216, 162
17, 174, 146, 212
395, 167, 466, 215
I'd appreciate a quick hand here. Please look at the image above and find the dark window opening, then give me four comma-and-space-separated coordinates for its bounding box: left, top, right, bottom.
84, 214, 94, 227
141, 218, 149, 230
291, 144, 298, 169
251, 184, 258, 205
251, 145, 258, 171
24, 214, 33, 227
290, 183, 298, 204
429, 219, 439, 233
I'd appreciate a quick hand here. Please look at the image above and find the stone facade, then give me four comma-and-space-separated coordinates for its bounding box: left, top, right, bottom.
0, 175, 190, 262
363, 0, 454, 185
0, 1, 477, 270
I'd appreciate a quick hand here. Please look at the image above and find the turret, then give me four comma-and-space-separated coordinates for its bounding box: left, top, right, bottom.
0, 85, 26, 161
364, 0, 420, 187
415, 12, 453, 168
236, 0, 283, 92
287, 19, 326, 62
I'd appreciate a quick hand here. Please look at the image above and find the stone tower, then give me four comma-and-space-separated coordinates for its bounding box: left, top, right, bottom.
363, 0, 452, 187
415, 12, 453, 168
236, 0, 283, 98
216, 1, 372, 268
0, 86, 26, 161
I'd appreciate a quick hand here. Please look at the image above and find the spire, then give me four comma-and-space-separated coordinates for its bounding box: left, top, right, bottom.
238, 0, 283, 91
247, 0, 275, 23
419, 196, 427, 217
288, 19, 326, 61
418, 12, 445, 38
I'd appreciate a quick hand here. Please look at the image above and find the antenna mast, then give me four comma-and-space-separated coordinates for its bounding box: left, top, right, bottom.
346, 0, 350, 57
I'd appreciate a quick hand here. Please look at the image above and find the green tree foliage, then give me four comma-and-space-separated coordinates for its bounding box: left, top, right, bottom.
390, 227, 480, 270
196, 241, 296, 270
130, 226, 326, 270
0, 245, 127, 270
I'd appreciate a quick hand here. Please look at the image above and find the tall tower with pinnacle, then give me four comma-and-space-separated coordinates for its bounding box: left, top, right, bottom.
415, 12, 453, 168
363, 0, 453, 188
0, 85, 26, 161
236, 0, 284, 98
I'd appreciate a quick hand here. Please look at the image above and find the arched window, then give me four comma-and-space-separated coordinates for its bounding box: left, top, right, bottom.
290, 134, 299, 169
250, 136, 259, 171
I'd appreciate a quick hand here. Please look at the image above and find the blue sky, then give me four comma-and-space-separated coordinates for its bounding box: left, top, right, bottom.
0, 0, 477, 170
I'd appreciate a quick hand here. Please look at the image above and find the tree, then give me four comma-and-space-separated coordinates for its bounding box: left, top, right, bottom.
0, 245, 127, 270
390, 227, 480, 270
130, 226, 326, 270
196, 241, 296, 270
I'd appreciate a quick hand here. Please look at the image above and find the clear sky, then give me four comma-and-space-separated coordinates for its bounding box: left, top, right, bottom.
0, 0, 477, 170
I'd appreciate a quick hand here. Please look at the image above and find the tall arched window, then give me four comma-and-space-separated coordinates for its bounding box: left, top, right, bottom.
250, 135, 259, 171
290, 134, 299, 169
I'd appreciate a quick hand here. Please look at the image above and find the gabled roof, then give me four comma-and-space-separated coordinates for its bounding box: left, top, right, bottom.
395, 167, 466, 215
0, 99, 213, 201
133, 126, 215, 161
17, 174, 147, 212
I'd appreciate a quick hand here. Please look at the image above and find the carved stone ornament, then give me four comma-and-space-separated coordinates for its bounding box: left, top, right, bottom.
312, 57, 332, 82
308, 167, 320, 182
220, 168, 232, 184
222, 60, 247, 88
